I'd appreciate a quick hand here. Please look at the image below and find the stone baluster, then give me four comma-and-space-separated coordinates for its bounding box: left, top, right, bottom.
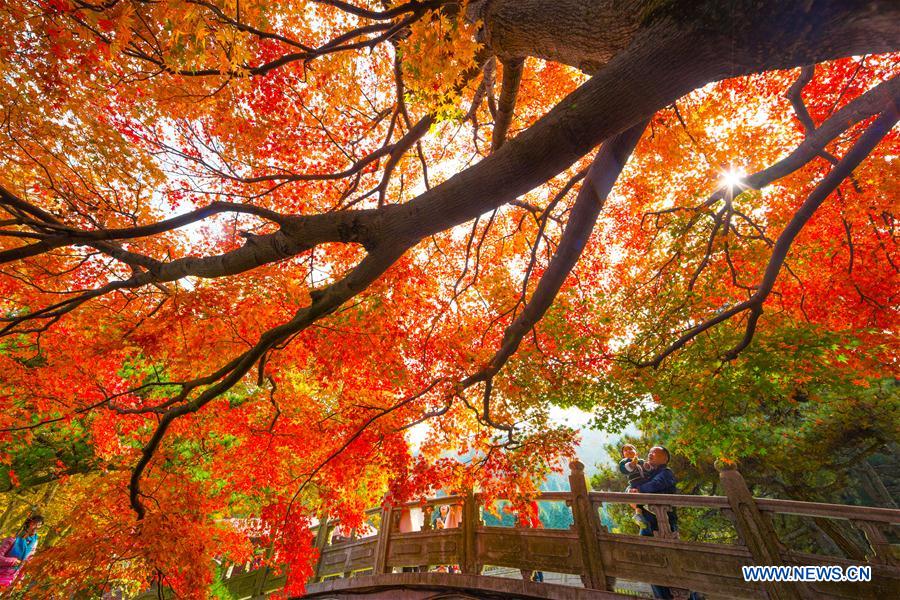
568, 460, 609, 591
720, 467, 808, 600
342, 525, 357, 579
648, 504, 677, 539
460, 490, 480, 574
311, 512, 331, 582
419, 503, 434, 572
421, 504, 434, 532
373, 504, 394, 574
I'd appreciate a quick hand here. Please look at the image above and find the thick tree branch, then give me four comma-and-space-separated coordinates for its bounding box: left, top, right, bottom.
786, 65, 817, 134
491, 57, 524, 151
0, 195, 288, 258
480, 0, 645, 72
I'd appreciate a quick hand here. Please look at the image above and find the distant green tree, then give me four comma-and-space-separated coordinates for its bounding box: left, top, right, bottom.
480, 500, 517, 527
538, 501, 574, 530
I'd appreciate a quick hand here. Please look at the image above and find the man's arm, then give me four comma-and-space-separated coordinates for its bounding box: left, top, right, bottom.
635, 469, 676, 493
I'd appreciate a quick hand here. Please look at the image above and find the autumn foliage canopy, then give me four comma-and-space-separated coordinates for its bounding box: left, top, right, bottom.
0, 0, 897, 596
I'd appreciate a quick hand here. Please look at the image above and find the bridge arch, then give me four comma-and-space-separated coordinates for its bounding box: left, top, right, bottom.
137, 462, 900, 599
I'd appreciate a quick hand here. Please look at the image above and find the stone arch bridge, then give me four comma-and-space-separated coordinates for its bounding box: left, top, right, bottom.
138, 463, 899, 599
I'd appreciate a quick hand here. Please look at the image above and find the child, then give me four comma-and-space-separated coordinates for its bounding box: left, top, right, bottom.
618, 444, 645, 485
618, 445, 650, 531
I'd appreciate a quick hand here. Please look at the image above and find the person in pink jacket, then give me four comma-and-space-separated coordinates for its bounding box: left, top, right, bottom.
0, 515, 43, 589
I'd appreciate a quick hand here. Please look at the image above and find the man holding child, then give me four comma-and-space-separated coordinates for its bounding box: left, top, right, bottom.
620, 445, 686, 600
624, 445, 678, 536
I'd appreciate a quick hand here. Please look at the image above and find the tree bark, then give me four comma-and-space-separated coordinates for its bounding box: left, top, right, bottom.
479, 0, 900, 73
479, 0, 646, 71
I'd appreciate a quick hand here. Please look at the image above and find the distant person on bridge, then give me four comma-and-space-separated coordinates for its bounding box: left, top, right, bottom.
434, 498, 462, 529
434, 504, 450, 529
0, 514, 43, 590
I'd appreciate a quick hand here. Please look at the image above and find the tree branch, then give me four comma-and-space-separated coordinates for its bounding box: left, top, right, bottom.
786, 65, 817, 134
461, 120, 648, 409
638, 105, 898, 367
129, 241, 410, 518
491, 57, 524, 151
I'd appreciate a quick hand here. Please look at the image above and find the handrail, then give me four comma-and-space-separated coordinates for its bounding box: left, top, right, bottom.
312, 505, 384, 529
385, 490, 576, 512
393, 494, 465, 510
754, 497, 900, 523
474, 491, 574, 503
365, 490, 575, 526
589, 491, 731, 508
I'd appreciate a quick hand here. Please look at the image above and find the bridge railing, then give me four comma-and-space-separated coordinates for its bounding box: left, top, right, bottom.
585, 464, 899, 599
137, 462, 899, 599
307, 462, 899, 600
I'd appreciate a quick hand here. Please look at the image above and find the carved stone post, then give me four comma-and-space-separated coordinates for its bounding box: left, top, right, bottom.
312, 512, 331, 582
418, 504, 434, 572
341, 523, 358, 579
252, 541, 275, 596
460, 490, 479, 574
373, 504, 394, 574
568, 460, 609, 590
648, 504, 677, 539
720, 468, 806, 600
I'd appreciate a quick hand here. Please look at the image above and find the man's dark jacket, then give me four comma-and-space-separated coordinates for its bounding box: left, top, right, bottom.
635, 465, 678, 531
